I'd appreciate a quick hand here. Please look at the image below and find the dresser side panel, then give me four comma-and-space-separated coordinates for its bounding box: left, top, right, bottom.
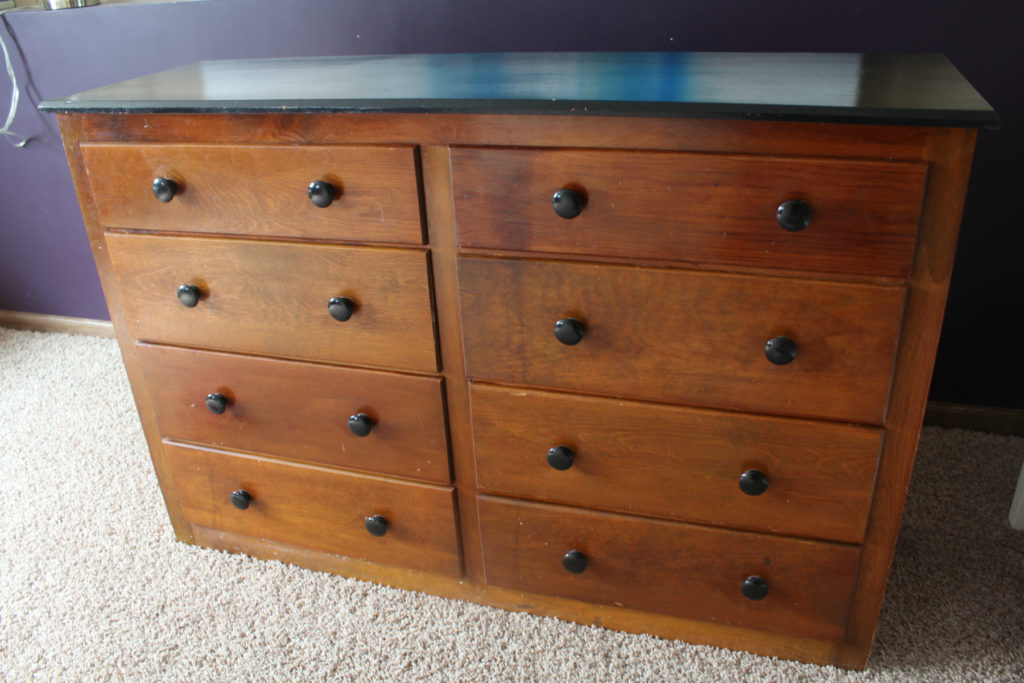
55, 114, 193, 542
833, 127, 979, 669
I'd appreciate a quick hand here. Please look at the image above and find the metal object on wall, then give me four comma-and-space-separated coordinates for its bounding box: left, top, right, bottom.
45, 0, 100, 9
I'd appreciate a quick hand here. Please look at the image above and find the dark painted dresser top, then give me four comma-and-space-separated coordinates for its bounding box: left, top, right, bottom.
39, 52, 997, 127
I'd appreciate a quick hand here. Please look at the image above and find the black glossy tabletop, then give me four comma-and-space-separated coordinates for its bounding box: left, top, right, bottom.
39, 52, 998, 127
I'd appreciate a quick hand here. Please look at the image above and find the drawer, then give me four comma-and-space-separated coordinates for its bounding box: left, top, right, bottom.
451, 147, 927, 278
107, 233, 438, 372
459, 258, 904, 424
166, 442, 461, 576
470, 384, 881, 543
138, 344, 450, 484
82, 143, 423, 244
478, 496, 860, 641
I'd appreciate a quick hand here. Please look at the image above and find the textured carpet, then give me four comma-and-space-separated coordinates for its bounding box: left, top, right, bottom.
1, 327, 1022, 681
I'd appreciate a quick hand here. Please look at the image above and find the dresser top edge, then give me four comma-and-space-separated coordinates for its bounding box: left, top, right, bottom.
38, 52, 999, 129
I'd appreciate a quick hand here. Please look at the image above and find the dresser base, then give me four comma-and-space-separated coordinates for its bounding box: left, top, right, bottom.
190, 525, 843, 667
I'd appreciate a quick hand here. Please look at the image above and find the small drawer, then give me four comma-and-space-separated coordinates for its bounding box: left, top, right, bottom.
452, 147, 927, 279
478, 496, 860, 641
459, 258, 905, 424
166, 442, 461, 577
470, 384, 881, 543
82, 143, 423, 244
107, 233, 437, 372
138, 344, 450, 484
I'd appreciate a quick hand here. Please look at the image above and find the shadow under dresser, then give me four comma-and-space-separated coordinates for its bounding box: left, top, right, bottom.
40, 52, 997, 669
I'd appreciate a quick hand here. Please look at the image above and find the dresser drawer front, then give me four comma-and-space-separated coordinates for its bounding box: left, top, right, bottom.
459, 258, 904, 424
138, 344, 450, 483
471, 384, 881, 543
107, 233, 438, 372
82, 143, 423, 244
478, 496, 859, 641
452, 147, 927, 278
166, 442, 461, 576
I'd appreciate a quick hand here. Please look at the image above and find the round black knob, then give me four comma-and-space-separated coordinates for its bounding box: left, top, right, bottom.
562, 549, 588, 574
546, 446, 575, 471
327, 297, 356, 322
365, 514, 388, 537
742, 575, 769, 600
764, 336, 797, 365
776, 199, 812, 232
348, 413, 374, 437
554, 318, 585, 346
205, 392, 229, 415
552, 188, 585, 219
152, 177, 178, 203
230, 490, 251, 510
177, 284, 201, 308
308, 180, 337, 208
739, 469, 768, 496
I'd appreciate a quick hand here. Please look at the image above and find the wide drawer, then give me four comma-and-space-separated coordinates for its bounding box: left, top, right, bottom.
451, 147, 927, 279
107, 233, 438, 372
138, 344, 450, 484
82, 143, 423, 244
478, 496, 860, 641
166, 442, 461, 576
459, 258, 905, 424
470, 384, 881, 543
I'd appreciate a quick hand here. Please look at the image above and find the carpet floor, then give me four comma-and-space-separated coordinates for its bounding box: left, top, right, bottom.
1, 327, 1022, 681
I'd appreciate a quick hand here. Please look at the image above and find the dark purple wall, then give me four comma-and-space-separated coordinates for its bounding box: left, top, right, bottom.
1, 0, 1020, 407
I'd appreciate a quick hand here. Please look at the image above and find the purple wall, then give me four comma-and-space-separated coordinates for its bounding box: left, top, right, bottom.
1, 0, 1020, 407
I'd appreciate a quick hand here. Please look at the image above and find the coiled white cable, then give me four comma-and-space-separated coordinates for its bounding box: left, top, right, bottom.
0, 8, 28, 148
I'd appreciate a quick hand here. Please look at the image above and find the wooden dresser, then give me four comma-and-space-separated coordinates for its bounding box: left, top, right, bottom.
41, 53, 997, 669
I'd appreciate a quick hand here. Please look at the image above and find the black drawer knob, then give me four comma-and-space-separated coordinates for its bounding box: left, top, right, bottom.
205, 392, 229, 415
776, 199, 812, 232
546, 446, 575, 471
739, 469, 768, 496
365, 514, 388, 537
327, 296, 356, 322
742, 575, 769, 600
230, 489, 252, 510
552, 188, 585, 219
152, 177, 178, 203
177, 284, 201, 308
764, 336, 797, 365
348, 413, 374, 437
308, 180, 337, 208
562, 549, 588, 574
554, 318, 585, 346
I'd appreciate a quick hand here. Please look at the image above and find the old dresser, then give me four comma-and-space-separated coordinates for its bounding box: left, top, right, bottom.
41, 53, 997, 669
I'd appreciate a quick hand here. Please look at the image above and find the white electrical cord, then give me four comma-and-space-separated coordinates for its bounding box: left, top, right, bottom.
0, 7, 28, 148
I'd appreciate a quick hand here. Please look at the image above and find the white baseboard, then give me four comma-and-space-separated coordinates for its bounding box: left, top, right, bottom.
1011, 462, 1024, 530
0, 310, 115, 337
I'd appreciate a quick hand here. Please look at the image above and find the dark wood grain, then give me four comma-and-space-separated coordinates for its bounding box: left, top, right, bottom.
453, 147, 927, 278
420, 145, 481, 581
137, 343, 450, 484
106, 233, 438, 372
76, 113, 935, 168
470, 383, 881, 543
833, 127, 979, 669
459, 257, 905, 425
82, 142, 424, 244
478, 496, 861, 641
165, 441, 461, 576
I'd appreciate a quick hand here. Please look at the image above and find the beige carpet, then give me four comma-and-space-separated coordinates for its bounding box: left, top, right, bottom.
1, 327, 1022, 681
